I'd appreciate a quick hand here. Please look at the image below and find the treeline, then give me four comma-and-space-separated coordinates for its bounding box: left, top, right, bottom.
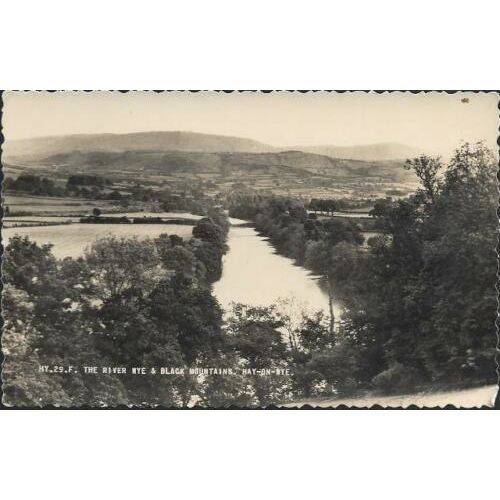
308, 198, 338, 215
308, 197, 372, 214
154, 190, 216, 216
79, 215, 197, 225
4, 173, 124, 201
67, 174, 112, 187
4, 174, 66, 197
229, 194, 365, 270
5, 173, 218, 216
229, 144, 497, 394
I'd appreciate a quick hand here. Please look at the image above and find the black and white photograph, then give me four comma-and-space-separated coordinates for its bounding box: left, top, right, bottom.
1, 90, 498, 408
3, 1, 500, 498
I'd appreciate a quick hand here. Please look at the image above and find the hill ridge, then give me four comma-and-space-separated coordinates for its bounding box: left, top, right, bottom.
4, 130, 276, 157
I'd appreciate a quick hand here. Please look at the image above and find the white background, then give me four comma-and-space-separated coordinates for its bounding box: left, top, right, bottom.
1, 1, 499, 499
1, 0, 499, 89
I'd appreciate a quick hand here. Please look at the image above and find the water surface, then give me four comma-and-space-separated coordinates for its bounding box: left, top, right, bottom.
214, 219, 341, 318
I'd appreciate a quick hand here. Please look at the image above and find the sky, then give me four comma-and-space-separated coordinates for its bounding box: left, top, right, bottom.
3, 91, 498, 157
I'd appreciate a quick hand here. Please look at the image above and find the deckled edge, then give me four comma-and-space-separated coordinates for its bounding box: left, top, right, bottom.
495, 91, 500, 409
1, 89, 5, 408
0, 90, 499, 410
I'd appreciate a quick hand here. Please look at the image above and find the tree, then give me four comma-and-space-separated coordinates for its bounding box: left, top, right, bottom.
197, 353, 254, 407
1, 284, 73, 406
149, 275, 224, 364
336, 143, 497, 387
2, 238, 130, 406
225, 304, 291, 405
192, 218, 224, 245
3, 208, 231, 406
404, 155, 441, 203
84, 236, 166, 301
306, 341, 362, 396
93, 207, 102, 217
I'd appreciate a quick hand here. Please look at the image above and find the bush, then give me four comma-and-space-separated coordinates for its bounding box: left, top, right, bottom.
371, 362, 420, 395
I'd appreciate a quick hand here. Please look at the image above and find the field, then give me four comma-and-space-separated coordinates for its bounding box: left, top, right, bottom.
5, 146, 419, 204
116, 211, 203, 220
3, 211, 203, 221
3, 223, 193, 258
4, 194, 119, 215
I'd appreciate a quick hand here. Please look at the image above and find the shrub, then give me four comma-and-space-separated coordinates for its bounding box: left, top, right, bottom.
371, 362, 420, 394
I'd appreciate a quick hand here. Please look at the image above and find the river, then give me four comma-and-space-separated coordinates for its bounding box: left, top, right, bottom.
213, 218, 342, 319
3, 213, 341, 319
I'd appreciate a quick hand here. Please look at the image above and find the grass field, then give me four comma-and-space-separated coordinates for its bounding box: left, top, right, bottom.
3, 223, 193, 258
4, 194, 118, 215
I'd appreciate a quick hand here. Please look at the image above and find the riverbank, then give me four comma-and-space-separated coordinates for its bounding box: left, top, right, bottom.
280, 384, 498, 408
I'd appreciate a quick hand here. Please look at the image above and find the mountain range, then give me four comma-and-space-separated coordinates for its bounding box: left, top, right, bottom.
4, 131, 275, 158
4, 131, 420, 182
5, 131, 421, 161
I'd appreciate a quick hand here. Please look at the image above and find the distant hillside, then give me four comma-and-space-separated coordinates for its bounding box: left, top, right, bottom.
6, 133, 423, 162
4, 131, 276, 157
295, 143, 423, 161
4, 132, 418, 182
21, 150, 355, 177
7, 148, 414, 183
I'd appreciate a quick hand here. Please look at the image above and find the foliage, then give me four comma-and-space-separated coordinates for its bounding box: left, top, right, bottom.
227, 142, 497, 397
229, 195, 364, 267
67, 175, 112, 187
2, 212, 230, 407
335, 143, 498, 387
371, 363, 420, 395
4, 174, 66, 197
